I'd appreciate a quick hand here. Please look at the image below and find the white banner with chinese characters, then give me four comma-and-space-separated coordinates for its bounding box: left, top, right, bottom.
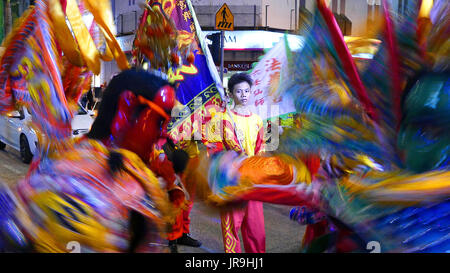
248, 35, 297, 122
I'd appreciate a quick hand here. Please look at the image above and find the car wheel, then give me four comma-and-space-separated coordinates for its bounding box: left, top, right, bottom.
0, 141, 5, 150
20, 135, 33, 164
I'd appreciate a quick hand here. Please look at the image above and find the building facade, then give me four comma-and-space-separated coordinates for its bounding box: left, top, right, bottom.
192, 0, 296, 83
0, 0, 418, 86
193, 0, 387, 36
186, 0, 415, 83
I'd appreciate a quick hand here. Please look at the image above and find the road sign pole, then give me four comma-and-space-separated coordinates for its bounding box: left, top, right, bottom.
220, 30, 224, 83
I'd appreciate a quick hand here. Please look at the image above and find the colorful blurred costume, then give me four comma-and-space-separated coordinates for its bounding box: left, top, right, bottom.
281, 0, 449, 253
203, 0, 449, 253
0, 68, 178, 252
12, 137, 172, 252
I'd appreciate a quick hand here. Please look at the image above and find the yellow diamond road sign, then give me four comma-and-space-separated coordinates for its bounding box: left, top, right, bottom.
215, 3, 234, 31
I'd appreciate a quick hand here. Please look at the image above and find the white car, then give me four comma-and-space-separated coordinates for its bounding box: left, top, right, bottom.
0, 105, 94, 163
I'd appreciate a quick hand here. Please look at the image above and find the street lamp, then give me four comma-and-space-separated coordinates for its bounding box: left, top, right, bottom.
265, 5, 270, 28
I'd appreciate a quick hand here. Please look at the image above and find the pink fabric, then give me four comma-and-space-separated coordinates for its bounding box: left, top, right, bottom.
221, 201, 265, 253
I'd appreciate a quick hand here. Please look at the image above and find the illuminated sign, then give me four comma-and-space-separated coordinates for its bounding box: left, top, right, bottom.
224, 61, 254, 71
203, 30, 304, 51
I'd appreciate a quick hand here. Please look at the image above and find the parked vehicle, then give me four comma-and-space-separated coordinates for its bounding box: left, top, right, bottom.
0, 105, 94, 163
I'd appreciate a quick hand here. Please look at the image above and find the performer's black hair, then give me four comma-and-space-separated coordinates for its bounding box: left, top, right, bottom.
87, 69, 172, 140
227, 72, 253, 94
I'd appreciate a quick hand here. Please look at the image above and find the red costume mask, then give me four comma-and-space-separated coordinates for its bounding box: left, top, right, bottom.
107, 85, 175, 162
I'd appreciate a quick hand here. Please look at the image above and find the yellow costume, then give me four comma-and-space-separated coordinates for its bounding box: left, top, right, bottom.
205, 109, 265, 156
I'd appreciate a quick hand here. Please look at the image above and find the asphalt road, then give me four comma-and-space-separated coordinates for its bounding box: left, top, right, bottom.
0, 146, 305, 253
0, 146, 29, 186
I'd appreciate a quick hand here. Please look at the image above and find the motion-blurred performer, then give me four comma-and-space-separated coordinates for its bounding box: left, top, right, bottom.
206, 73, 266, 253
0, 70, 180, 252
169, 141, 203, 250
148, 139, 202, 253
